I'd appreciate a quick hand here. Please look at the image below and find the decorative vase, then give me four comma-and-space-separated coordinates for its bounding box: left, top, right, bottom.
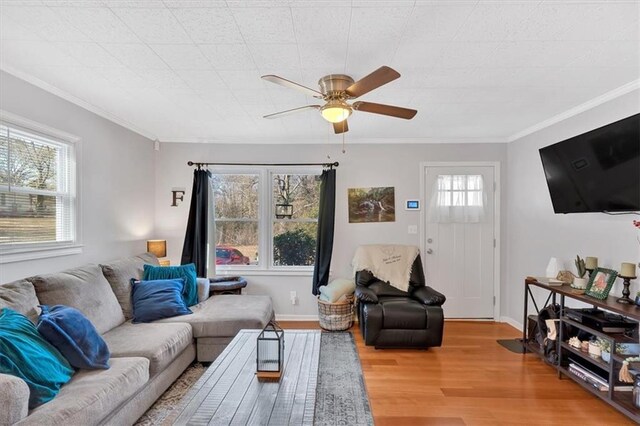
546, 257, 561, 278
635, 295, 640, 307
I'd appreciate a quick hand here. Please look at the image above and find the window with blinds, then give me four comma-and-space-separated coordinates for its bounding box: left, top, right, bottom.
0, 122, 76, 248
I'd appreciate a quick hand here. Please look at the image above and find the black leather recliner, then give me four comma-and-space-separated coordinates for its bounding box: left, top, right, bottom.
355, 255, 446, 348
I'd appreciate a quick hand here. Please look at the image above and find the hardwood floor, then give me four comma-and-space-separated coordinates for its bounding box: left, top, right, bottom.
279, 320, 634, 426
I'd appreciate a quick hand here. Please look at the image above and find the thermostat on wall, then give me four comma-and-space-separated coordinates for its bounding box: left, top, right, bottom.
405, 200, 420, 210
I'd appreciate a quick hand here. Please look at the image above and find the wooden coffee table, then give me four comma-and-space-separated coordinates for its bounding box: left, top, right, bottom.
172, 329, 321, 426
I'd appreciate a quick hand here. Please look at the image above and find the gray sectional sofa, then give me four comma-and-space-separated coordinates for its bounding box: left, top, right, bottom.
0, 252, 274, 425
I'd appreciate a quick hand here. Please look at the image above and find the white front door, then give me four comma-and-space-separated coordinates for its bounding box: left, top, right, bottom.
423, 165, 496, 319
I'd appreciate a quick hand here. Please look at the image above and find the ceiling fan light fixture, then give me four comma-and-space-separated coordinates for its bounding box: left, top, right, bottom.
320, 100, 352, 123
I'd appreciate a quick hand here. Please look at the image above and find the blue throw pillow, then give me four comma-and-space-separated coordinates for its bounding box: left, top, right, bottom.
37, 305, 110, 370
0, 308, 74, 409
143, 263, 198, 307
131, 278, 192, 323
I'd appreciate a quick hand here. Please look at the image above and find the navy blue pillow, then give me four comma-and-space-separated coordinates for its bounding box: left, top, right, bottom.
143, 264, 199, 307
37, 305, 110, 370
131, 278, 192, 323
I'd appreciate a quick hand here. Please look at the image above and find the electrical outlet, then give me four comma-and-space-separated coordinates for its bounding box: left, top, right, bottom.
290, 291, 298, 305
408, 225, 418, 234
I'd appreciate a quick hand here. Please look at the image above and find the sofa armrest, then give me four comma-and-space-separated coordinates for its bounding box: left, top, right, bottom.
412, 286, 446, 306
196, 277, 210, 303
355, 286, 379, 304
0, 373, 29, 425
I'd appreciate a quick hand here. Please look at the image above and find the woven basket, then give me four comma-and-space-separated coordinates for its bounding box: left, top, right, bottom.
317, 294, 354, 331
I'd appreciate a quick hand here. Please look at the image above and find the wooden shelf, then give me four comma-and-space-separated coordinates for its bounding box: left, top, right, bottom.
525, 278, 640, 423
560, 341, 610, 370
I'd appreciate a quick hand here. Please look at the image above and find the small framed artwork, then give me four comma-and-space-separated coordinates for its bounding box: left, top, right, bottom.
348, 187, 395, 223
584, 267, 619, 300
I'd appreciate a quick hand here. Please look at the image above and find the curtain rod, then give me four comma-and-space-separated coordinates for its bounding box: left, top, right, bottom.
187, 161, 338, 168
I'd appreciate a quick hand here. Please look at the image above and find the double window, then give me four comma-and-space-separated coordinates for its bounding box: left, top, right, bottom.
0, 116, 78, 260
212, 168, 320, 271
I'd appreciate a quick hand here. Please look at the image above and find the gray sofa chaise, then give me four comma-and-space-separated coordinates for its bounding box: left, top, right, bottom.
0, 252, 274, 425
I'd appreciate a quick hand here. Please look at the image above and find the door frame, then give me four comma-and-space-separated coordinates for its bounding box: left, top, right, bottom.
419, 161, 501, 320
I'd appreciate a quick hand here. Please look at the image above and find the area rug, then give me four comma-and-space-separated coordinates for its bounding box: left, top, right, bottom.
134, 363, 206, 426
135, 331, 373, 425
315, 332, 374, 426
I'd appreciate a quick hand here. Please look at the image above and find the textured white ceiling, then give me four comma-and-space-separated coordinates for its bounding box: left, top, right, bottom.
0, 0, 638, 143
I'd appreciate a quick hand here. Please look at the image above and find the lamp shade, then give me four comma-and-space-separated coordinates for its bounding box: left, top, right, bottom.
320, 100, 352, 123
147, 240, 167, 258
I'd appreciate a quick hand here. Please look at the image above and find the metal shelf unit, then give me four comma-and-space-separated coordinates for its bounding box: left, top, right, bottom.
523, 278, 640, 423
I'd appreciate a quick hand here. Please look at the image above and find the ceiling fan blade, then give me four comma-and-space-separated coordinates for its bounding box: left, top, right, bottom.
261, 75, 324, 98
263, 105, 321, 119
344, 66, 401, 98
353, 101, 417, 120
333, 120, 349, 134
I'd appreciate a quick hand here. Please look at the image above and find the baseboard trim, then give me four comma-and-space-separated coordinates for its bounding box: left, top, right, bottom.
275, 314, 319, 321
500, 316, 523, 332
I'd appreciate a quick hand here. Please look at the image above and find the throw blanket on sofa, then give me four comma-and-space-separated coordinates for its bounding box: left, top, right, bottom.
352, 245, 419, 292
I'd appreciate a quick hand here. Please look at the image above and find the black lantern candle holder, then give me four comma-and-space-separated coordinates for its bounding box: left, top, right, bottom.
257, 320, 284, 381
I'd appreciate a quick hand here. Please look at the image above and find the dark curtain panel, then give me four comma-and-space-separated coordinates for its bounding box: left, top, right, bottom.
181, 168, 211, 277
312, 168, 336, 295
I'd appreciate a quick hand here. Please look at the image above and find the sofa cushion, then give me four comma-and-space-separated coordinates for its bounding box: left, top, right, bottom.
131, 279, 192, 323
0, 308, 74, 409
37, 305, 110, 370
0, 373, 29, 425
102, 321, 193, 377
143, 263, 199, 307
0, 279, 40, 324
24, 357, 149, 426
99, 252, 159, 320
29, 264, 125, 335
155, 295, 273, 338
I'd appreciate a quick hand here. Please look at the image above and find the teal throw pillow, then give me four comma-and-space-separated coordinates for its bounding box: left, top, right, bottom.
143, 263, 198, 307
131, 279, 192, 323
0, 308, 74, 409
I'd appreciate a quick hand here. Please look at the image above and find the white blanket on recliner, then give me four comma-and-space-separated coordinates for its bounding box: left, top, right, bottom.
351, 245, 420, 292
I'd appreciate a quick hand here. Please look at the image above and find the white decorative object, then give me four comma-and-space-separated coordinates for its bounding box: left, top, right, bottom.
572, 277, 588, 289
546, 257, 561, 279
588, 341, 602, 358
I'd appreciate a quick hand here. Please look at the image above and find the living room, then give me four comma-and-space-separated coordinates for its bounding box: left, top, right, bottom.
1, 1, 639, 425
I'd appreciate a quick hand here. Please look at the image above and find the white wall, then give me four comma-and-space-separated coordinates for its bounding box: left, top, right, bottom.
505, 90, 640, 329
0, 71, 156, 283
155, 141, 507, 318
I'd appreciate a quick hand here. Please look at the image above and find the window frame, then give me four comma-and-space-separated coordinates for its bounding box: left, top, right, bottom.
212, 166, 321, 274
0, 110, 82, 264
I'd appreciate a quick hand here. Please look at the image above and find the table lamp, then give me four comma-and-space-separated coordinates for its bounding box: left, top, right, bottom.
147, 240, 170, 266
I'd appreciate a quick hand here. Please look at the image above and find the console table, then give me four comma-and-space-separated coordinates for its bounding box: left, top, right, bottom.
523, 277, 640, 422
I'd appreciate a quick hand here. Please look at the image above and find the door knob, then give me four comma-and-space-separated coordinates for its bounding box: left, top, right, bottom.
426, 248, 433, 254
427, 238, 433, 243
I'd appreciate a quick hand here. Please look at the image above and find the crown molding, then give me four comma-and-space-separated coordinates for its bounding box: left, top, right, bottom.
0, 65, 157, 141
507, 79, 640, 142
158, 136, 509, 144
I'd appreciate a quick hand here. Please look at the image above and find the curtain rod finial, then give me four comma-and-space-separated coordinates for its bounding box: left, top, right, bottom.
187, 161, 194, 166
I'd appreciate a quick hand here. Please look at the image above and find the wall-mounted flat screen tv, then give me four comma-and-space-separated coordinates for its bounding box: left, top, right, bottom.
539, 113, 640, 213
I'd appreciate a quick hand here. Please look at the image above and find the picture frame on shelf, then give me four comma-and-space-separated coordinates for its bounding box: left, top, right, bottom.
584, 267, 618, 300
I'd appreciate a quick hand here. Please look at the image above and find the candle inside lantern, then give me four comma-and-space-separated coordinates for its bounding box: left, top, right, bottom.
620, 262, 637, 278
585, 257, 598, 269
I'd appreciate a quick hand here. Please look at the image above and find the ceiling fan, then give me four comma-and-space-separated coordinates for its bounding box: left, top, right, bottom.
261, 66, 417, 134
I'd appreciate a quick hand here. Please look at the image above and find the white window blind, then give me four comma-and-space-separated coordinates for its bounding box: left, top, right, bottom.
0, 123, 76, 247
